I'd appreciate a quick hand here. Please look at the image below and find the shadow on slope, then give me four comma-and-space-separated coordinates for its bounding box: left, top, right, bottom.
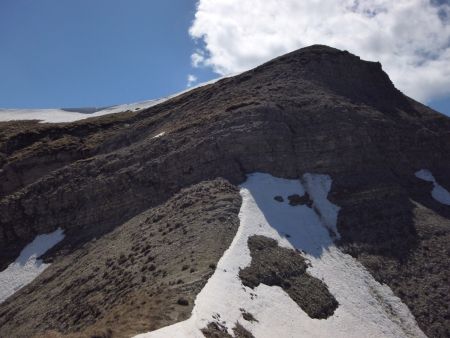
242, 172, 337, 258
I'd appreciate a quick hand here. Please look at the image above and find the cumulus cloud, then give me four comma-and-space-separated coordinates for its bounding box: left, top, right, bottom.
187, 74, 198, 87
189, 0, 450, 102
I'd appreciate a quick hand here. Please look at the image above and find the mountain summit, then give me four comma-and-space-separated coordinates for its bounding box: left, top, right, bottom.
0, 45, 449, 338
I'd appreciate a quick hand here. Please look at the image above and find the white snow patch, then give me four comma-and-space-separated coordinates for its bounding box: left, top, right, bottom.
0, 76, 230, 124
0, 228, 65, 303
134, 173, 425, 338
152, 131, 166, 139
415, 169, 450, 205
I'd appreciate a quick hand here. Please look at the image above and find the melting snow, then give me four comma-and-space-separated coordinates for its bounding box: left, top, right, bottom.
0, 228, 65, 303
152, 131, 166, 139
135, 173, 424, 338
415, 169, 450, 205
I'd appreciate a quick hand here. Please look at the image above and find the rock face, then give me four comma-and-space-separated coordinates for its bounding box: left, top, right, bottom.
1, 45, 450, 337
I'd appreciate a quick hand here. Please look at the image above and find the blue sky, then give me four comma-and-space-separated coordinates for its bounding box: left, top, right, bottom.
0, 0, 449, 116
0, 0, 215, 108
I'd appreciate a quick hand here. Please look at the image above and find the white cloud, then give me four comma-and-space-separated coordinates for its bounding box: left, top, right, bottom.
191, 50, 205, 67
187, 74, 198, 87
189, 0, 450, 103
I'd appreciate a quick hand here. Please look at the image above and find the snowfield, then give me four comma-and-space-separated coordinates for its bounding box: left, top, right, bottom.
0, 228, 64, 303
0, 77, 226, 124
135, 173, 425, 338
415, 169, 450, 205
0, 99, 168, 123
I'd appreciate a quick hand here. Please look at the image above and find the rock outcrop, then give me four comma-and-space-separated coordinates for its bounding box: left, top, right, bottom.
239, 235, 338, 319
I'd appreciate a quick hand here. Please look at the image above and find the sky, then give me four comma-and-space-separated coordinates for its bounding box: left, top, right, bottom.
0, 0, 215, 108
0, 0, 449, 116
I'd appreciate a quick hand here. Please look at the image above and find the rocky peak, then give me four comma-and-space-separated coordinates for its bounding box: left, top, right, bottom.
251, 44, 408, 113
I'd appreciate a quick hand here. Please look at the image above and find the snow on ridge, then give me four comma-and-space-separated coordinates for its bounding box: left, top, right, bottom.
134, 173, 424, 338
0, 228, 65, 303
0, 99, 166, 124
0, 76, 227, 124
415, 169, 450, 205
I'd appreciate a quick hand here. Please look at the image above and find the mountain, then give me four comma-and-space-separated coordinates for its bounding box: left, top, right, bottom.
0, 45, 449, 338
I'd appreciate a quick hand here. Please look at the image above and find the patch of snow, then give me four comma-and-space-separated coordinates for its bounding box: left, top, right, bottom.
0, 99, 166, 124
415, 169, 450, 205
0, 228, 65, 303
0, 76, 229, 124
152, 131, 166, 139
134, 173, 424, 338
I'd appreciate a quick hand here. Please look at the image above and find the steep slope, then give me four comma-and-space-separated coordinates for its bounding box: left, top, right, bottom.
138, 173, 425, 338
0, 179, 240, 337
1, 45, 450, 337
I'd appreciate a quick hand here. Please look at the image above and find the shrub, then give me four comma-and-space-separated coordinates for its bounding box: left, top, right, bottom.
177, 297, 189, 306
